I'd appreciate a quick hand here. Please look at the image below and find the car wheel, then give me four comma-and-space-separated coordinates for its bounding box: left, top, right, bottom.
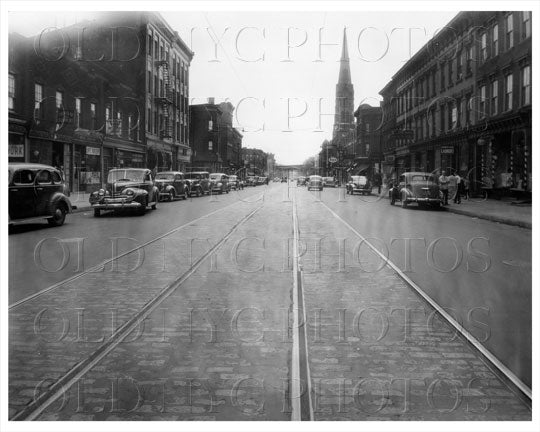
151, 199, 157, 210
401, 193, 408, 208
183, 188, 188, 200
93, 208, 101, 217
390, 197, 395, 205
48, 202, 67, 226
168, 190, 175, 201
138, 199, 147, 215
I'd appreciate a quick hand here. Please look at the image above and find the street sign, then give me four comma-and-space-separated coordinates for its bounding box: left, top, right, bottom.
328, 157, 338, 163
441, 146, 454, 154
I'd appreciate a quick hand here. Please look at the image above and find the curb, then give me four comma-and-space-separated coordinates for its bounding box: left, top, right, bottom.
374, 193, 531, 230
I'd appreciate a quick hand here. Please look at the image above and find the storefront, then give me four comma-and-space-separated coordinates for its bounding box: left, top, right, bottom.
115, 149, 145, 169
9, 121, 27, 162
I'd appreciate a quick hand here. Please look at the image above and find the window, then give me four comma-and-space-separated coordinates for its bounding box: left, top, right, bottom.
521, 65, 531, 105
506, 14, 514, 49
505, 74, 513, 111
440, 105, 445, 132
9, 74, 15, 110
75, 98, 82, 128
490, 81, 498, 115
208, 119, 213, 131
457, 51, 463, 79
440, 63, 445, 89
466, 45, 473, 74
90, 103, 96, 129
523, 11, 531, 39
34, 83, 43, 118
479, 85, 486, 118
208, 140, 213, 151
105, 106, 112, 133
52, 171, 62, 183
13, 169, 36, 184
492, 24, 499, 56
480, 32, 487, 61
56, 90, 63, 109
36, 170, 52, 184
447, 61, 453, 86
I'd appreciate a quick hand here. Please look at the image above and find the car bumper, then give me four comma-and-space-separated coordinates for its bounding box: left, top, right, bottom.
406, 197, 441, 203
91, 200, 142, 209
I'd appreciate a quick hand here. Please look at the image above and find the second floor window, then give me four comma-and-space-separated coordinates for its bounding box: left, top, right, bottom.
8, 74, 15, 110
480, 33, 487, 61
492, 24, 499, 56
208, 140, 213, 151
90, 103, 96, 129
34, 83, 43, 118
491, 80, 498, 115
506, 14, 514, 49
466, 45, 473, 74
521, 66, 531, 105
56, 91, 63, 109
505, 74, 513, 111
208, 119, 213, 131
523, 11, 531, 39
75, 98, 82, 128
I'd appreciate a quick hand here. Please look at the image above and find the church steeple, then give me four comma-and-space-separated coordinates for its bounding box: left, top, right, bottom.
333, 28, 355, 140
338, 28, 351, 84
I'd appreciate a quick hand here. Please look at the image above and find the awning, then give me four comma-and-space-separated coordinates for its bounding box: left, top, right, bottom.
354, 163, 370, 173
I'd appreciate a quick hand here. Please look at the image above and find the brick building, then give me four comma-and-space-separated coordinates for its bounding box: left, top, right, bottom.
353, 104, 383, 178
379, 11, 531, 195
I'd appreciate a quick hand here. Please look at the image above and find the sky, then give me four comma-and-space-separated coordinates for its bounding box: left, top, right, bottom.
8, 10, 458, 165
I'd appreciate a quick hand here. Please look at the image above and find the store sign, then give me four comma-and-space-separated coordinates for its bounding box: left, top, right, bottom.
9, 144, 24, 158
441, 146, 454, 154
86, 146, 101, 156
385, 155, 395, 163
328, 157, 338, 163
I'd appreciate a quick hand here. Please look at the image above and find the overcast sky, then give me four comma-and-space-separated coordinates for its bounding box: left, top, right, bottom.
9, 10, 457, 165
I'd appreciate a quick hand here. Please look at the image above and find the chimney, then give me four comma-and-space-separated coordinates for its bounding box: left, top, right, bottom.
208, 97, 215, 105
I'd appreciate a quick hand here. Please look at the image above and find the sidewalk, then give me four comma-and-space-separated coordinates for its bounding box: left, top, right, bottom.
68, 192, 92, 213
371, 188, 532, 229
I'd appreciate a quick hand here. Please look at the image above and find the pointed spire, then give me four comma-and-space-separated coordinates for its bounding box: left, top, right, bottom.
338, 28, 351, 84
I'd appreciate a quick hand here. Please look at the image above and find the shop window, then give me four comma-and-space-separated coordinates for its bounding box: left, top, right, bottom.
505, 14, 514, 50
9, 74, 15, 110
505, 74, 513, 111
521, 66, 531, 105
492, 24, 499, 56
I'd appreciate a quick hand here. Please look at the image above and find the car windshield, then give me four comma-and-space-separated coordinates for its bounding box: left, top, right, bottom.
410, 174, 436, 182
229, 176, 237, 181
209, 174, 221, 181
108, 169, 144, 183
155, 173, 175, 180
351, 176, 366, 183
185, 173, 202, 179
323, 177, 333, 181
310, 176, 322, 181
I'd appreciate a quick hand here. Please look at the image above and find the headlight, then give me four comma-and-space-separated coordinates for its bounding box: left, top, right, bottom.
125, 189, 135, 196
98, 188, 105, 196
217, 182, 222, 187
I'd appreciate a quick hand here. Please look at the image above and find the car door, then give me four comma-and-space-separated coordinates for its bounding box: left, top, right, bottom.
9, 169, 37, 219
174, 173, 184, 194
144, 171, 156, 202
35, 169, 56, 216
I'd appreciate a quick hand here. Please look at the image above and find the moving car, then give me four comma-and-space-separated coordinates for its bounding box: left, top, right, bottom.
229, 175, 243, 190
155, 171, 190, 201
256, 176, 267, 185
9, 163, 72, 226
297, 176, 306, 186
246, 176, 257, 186
346, 175, 372, 195
323, 177, 338, 187
89, 168, 158, 217
389, 172, 442, 209
307, 175, 323, 191
209, 173, 230, 194
185, 171, 211, 196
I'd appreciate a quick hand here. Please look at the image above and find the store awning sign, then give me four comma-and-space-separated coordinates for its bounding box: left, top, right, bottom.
86, 146, 101, 156
441, 146, 454, 154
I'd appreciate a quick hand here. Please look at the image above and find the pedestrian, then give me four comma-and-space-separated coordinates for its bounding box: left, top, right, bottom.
462, 176, 469, 200
454, 172, 462, 204
439, 170, 449, 205
448, 170, 458, 202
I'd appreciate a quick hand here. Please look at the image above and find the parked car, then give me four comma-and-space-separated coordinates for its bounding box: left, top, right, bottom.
155, 171, 190, 201
281, 177, 288, 183
297, 176, 306, 186
323, 177, 338, 187
185, 171, 211, 196
346, 175, 372, 195
246, 176, 257, 186
89, 168, 158, 217
305, 175, 322, 191
229, 175, 243, 190
209, 173, 230, 194
256, 176, 267, 185
8, 163, 72, 226
389, 172, 442, 209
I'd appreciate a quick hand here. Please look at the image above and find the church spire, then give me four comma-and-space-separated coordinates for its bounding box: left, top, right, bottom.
338, 28, 351, 84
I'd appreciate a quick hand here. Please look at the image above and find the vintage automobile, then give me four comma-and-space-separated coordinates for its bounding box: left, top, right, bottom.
229, 175, 243, 190
209, 173, 230, 194
323, 177, 338, 188
155, 171, 190, 201
346, 175, 372, 195
389, 172, 442, 209
307, 175, 324, 191
185, 171, 211, 196
9, 163, 72, 226
296, 176, 306, 186
256, 176, 267, 185
246, 176, 257, 186
89, 168, 158, 217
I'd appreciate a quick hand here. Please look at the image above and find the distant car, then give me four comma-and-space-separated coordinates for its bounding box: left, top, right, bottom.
209, 173, 230, 194
297, 176, 306, 186
246, 176, 257, 186
155, 171, 190, 201
323, 177, 338, 187
281, 177, 287, 183
9, 163, 72, 226
229, 175, 243, 190
256, 176, 267, 185
185, 171, 211, 196
307, 175, 323, 191
389, 172, 442, 209
346, 176, 372, 195
89, 168, 158, 217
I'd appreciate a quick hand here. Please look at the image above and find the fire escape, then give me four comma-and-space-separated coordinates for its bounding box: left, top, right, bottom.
155, 58, 173, 139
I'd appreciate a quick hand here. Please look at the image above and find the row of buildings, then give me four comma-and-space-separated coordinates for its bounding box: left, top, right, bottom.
320, 11, 532, 195
8, 12, 272, 193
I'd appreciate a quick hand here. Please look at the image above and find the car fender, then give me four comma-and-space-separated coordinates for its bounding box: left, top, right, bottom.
49, 193, 73, 214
